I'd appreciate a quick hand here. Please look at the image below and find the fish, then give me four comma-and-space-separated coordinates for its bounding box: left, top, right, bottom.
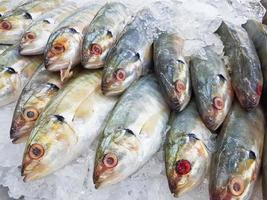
209, 101, 265, 200
101, 8, 159, 96
165, 100, 214, 197
93, 75, 170, 188
0, 45, 42, 107
0, 0, 27, 17
153, 33, 191, 112
10, 65, 63, 144
215, 21, 263, 111
81, 2, 131, 69
0, 0, 63, 44
44, 5, 100, 81
242, 20, 267, 98
19, 4, 79, 55
21, 70, 118, 182
190, 47, 233, 131
0, 44, 10, 54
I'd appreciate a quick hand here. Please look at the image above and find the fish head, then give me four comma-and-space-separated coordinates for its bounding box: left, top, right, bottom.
165, 133, 209, 197
160, 57, 190, 111
93, 128, 140, 188
44, 27, 81, 71
19, 19, 54, 55
10, 83, 60, 143
210, 144, 258, 200
82, 28, 114, 68
21, 114, 76, 182
102, 49, 142, 96
0, 66, 20, 106
234, 79, 262, 111
201, 74, 233, 130
0, 11, 32, 43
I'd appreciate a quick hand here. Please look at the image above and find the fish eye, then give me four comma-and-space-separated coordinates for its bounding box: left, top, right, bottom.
212, 96, 224, 110
28, 143, 45, 160
90, 43, 102, 56
103, 153, 118, 168
228, 177, 245, 196
0, 20, 12, 30
23, 107, 39, 121
175, 80, 186, 93
4, 67, 16, 74
25, 32, 36, 41
51, 43, 65, 54
23, 12, 32, 20
175, 159, 191, 175
115, 69, 126, 81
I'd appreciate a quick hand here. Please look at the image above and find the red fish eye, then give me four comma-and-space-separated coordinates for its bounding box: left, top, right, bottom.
116, 69, 126, 81
229, 177, 245, 196
256, 83, 263, 96
175, 80, 186, 93
0, 20, 12, 30
213, 96, 224, 110
103, 153, 118, 168
28, 143, 45, 160
51, 43, 65, 54
90, 43, 102, 56
25, 32, 36, 40
175, 159, 191, 175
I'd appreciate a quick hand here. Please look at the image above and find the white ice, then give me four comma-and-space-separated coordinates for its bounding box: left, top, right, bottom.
0, 0, 265, 199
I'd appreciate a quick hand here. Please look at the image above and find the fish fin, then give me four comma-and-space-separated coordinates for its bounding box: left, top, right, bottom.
60, 62, 73, 82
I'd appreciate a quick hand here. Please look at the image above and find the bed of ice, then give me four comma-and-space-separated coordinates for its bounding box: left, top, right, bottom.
0, 0, 265, 199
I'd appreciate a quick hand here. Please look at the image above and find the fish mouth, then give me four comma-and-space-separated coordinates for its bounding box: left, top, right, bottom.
45, 61, 70, 72
101, 81, 122, 96
202, 115, 218, 131
19, 43, 44, 56
83, 60, 104, 69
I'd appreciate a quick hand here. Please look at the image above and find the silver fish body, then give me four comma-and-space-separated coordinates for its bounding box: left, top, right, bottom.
0, 45, 42, 107
215, 21, 263, 111
101, 9, 158, 96
44, 5, 100, 80
10, 65, 63, 144
242, 20, 267, 96
0, 0, 63, 44
154, 33, 191, 112
165, 100, 214, 197
21, 70, 118, 182
93, 75, 170, 188
191, 47, 233, 131
82, 2, 131, 69
209, 102, 265, 200
19, 4, 79, 55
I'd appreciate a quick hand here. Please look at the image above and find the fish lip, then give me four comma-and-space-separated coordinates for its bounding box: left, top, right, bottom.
83, 61, 104, 69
